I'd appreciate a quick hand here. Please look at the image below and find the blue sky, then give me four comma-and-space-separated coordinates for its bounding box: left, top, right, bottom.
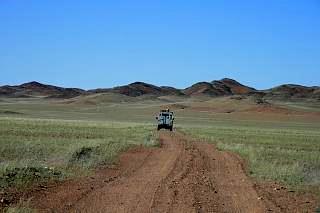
1, 0, 319, 89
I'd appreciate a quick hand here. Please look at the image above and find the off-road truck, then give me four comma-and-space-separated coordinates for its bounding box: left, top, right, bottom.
156, 109, 174, 131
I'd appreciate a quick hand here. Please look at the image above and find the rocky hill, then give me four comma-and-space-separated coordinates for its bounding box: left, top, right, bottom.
0, 81, 85, 98
89, 82, 183, 97
264, 84, 320, 100
1, 79, 318, 100
183, 78, 255, 96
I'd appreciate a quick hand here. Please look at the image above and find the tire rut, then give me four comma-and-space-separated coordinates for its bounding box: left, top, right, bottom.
28, 131, 318, 213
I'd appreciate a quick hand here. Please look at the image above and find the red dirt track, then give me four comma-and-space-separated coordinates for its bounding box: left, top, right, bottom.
29, 132, 317, 212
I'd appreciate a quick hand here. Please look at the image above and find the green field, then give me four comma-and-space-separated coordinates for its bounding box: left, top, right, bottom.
0, 95, 320, 197
183, 125, 320, 193
0, 118, 156, 189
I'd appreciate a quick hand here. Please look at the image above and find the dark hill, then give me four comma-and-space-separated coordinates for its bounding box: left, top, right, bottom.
90, 82, 184, 97
112, 82, 163, 97
0, 81, 85, 98
265, 84, 320, 100
1, 79, 318, 100
215, 78, 256, 94
183, 82, 229, 96
115, 82, 184, 97
183, 79, 256, 96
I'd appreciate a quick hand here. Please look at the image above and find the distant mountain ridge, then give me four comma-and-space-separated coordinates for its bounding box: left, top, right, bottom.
0, 81, 85, 98
89, 82, 183, 97
0, 79, 319, 100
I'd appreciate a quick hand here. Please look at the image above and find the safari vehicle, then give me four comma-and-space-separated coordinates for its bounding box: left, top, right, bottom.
156, 109, 174, 131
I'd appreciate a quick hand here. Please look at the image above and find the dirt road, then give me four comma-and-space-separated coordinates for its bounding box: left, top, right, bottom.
30, 131, 317, 212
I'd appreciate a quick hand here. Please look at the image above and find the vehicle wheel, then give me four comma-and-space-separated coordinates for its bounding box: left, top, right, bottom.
157, 126, 160, 131
170, 126, 173, 131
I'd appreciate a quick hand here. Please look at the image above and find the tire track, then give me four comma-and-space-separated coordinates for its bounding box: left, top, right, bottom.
29, 131, 317, 213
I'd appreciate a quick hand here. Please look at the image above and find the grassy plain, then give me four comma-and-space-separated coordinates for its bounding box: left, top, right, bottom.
0, 118, 156, 189
184, 125, 320, 192
0, 94, 319, 196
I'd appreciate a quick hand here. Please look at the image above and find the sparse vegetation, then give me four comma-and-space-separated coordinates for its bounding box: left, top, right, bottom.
0, 92, 319, 210
0, 118, 156, 189
3, 198, 34, 213
185, 125, 320, 192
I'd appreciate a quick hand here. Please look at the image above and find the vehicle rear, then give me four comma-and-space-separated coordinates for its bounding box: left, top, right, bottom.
156, 110, 174, 131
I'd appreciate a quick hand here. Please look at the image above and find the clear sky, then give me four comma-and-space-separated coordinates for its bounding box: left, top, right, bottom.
1, 0, 319, 89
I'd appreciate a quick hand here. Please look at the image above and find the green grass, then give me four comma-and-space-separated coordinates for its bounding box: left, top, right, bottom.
3, 199, 34, 213
184, 125, 320, 192
1, 96, 320, 198
0, 118, 156, 189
